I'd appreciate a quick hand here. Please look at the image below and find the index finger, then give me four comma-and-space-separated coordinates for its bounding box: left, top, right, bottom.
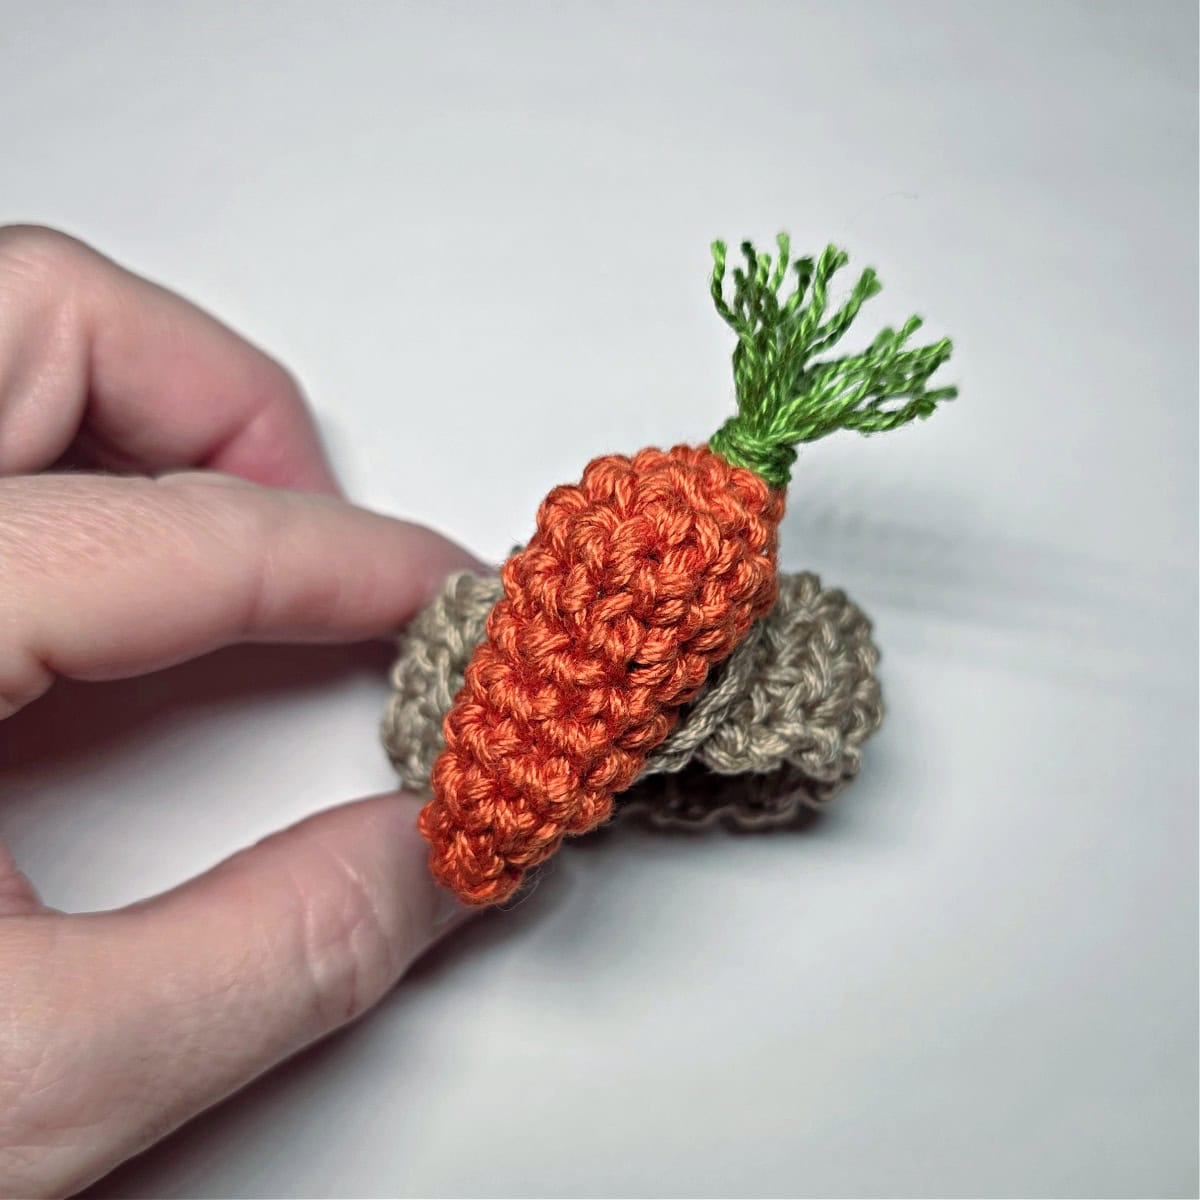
0, 225, 339, 492
0, 473, 483, 718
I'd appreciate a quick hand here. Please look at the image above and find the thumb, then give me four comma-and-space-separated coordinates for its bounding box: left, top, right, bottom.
0, 792, 468, 1199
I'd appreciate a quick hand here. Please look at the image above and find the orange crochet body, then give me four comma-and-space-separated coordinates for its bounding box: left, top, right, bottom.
420, 444, 785, 904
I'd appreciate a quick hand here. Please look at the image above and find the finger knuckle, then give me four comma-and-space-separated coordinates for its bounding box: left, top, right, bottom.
0, 926, 101, 1194
291, 846, 407, 1030
0, 224, 92, 293
1, 475, 161, 578
0, 475, 202, 717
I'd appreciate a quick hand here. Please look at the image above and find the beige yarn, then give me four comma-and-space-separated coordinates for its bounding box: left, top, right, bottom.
383, 568, 883, 830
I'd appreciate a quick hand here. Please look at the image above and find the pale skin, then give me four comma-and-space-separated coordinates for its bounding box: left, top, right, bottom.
0, 226, 479, 1198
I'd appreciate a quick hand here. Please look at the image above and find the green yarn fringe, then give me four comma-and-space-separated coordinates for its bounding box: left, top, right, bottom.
708, 235, 957, 488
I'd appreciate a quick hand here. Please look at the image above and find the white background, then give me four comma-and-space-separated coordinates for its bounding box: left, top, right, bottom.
1, 2, 1196, 1196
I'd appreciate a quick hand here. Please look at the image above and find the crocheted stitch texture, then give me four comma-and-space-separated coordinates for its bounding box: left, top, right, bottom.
419, 445, 784, 904
384, 569, 883, 829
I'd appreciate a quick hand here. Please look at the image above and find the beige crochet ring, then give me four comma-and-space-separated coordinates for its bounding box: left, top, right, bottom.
383, 568, 883, 831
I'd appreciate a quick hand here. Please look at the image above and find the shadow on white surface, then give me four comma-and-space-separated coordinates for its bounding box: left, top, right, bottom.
776, 484, 1195, 701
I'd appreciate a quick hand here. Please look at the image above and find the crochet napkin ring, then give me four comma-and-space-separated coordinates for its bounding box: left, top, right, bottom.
385, 567, 884, 829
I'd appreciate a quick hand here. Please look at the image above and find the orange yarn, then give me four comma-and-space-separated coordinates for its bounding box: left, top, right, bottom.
420, 444, 785, 904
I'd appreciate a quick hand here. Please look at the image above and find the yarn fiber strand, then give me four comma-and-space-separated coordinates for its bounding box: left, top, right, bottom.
419, 236, 955, 904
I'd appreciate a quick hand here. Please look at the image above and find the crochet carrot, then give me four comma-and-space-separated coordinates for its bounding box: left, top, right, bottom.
420, 236, 955, 904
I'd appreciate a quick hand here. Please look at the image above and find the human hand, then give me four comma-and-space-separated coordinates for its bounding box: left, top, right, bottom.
0, 227, 477, 1198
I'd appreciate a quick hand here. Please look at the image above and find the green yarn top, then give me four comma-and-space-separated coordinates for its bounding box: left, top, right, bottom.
708, 235, 956, 488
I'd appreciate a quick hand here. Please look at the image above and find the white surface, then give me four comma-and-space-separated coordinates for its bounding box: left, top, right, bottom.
1, 1, 1197, 1196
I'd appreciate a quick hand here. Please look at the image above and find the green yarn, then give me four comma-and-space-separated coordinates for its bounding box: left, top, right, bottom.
708, 235, 956, 488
